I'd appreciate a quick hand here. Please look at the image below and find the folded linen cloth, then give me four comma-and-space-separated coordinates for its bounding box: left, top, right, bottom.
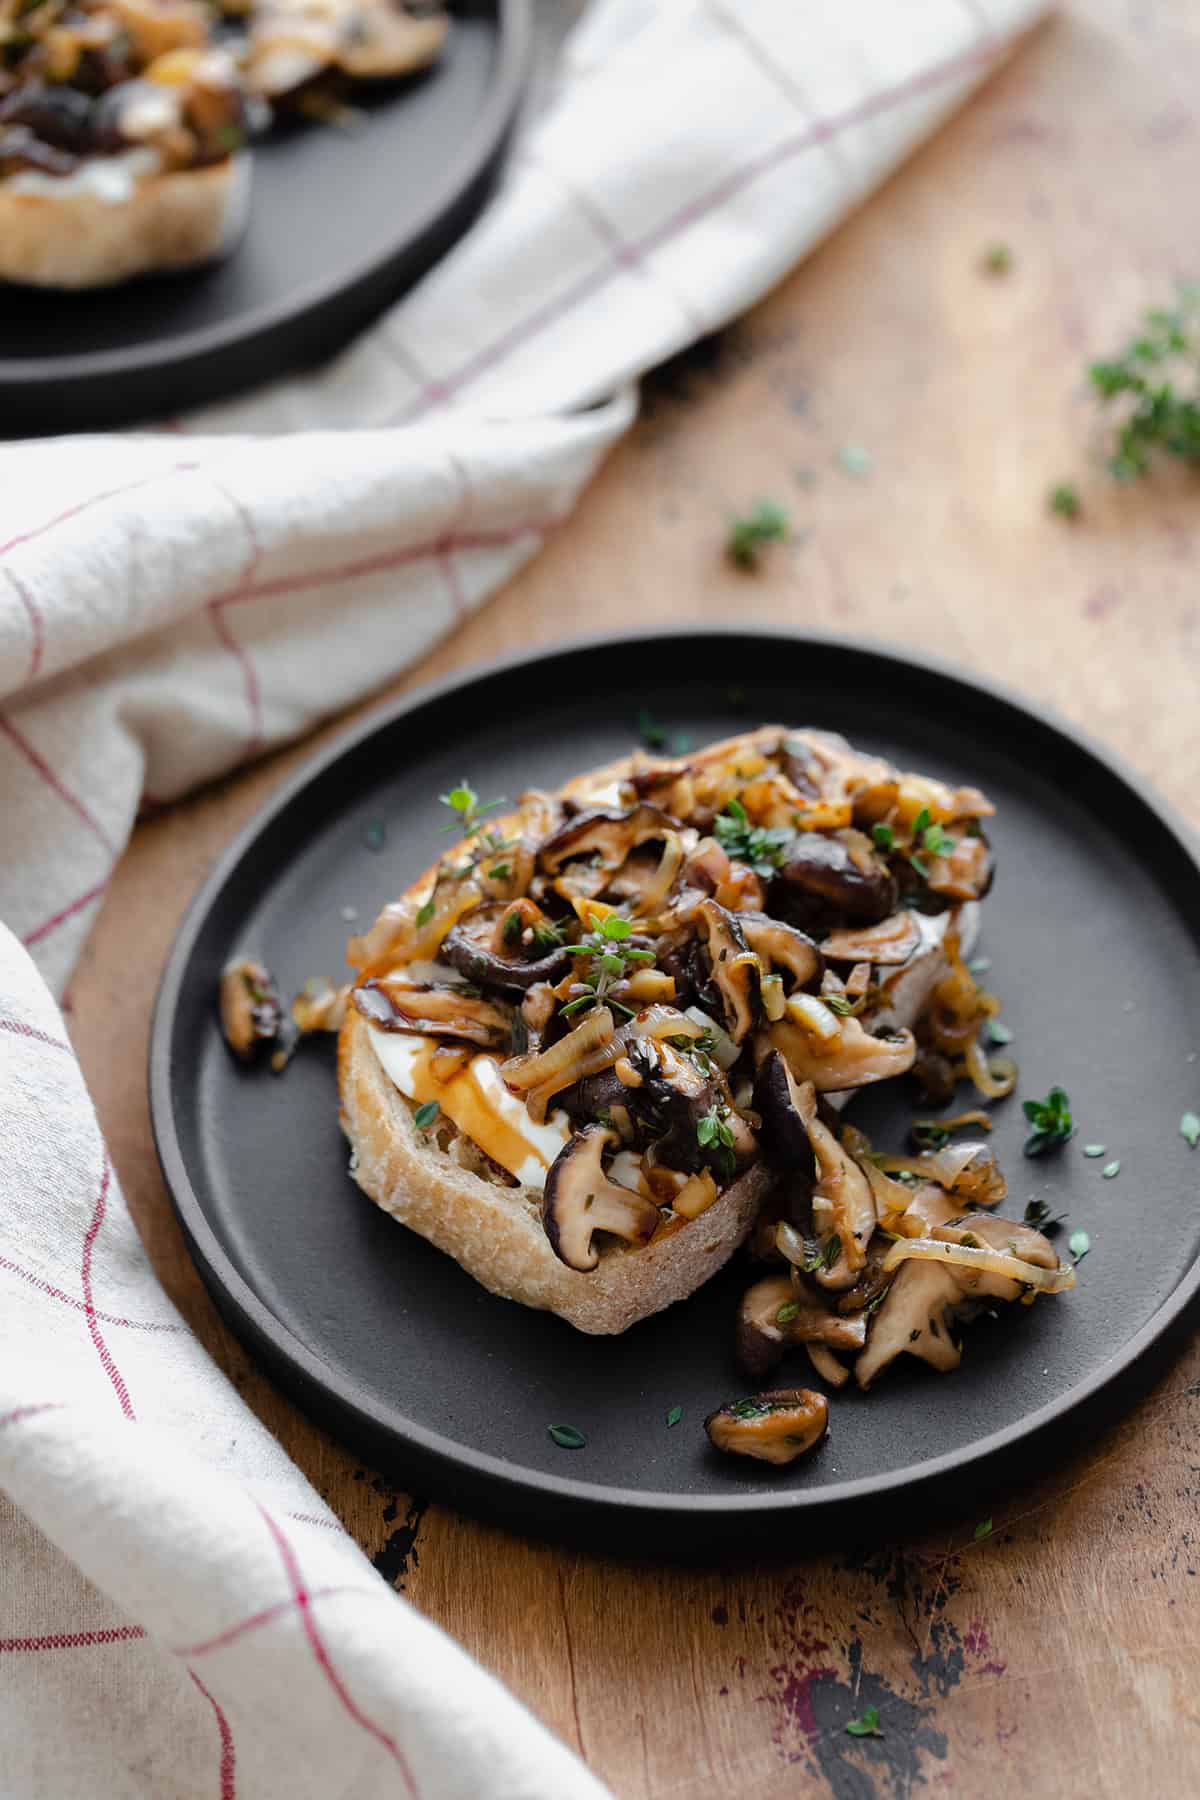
0, 2, 1046, 1794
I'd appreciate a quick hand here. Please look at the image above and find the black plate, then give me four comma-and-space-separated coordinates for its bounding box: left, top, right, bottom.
150, 630, 1200, 1552
0, 0, 529, 437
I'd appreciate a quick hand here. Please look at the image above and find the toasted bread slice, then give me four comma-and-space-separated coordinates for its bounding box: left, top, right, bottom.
0, 152, 249, 289
337, 730, 989, 1334
339, 1006, 775, 1334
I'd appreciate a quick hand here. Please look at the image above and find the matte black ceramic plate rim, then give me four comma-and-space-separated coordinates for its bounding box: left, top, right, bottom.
0, 0, 531, 385
150, 625, 1200, 1521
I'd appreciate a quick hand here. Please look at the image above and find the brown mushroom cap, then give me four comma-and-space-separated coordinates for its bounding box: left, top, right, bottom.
441, 900, 569, 994
738, 912, 824, 991
757, 1014, 917, 1092
537, 802, 680, 875
773, 828, 897, 927
704, 1388, 829, 1466
736, 1272, 868, 1380
542, 1124, 661, 1272
752, 1050, 818, 1178
352, 978, 512, 1048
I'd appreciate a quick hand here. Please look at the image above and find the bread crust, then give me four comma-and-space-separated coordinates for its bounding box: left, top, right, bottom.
0, 152, 249, 289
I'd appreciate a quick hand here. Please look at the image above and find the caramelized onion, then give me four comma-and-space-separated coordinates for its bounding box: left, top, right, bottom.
964, 1038, 1017, 1099
501, 1006, 615, 1092
631, 831, 684, 916
882, 1236, 1075, 1292
872, 1140, 1006, 1205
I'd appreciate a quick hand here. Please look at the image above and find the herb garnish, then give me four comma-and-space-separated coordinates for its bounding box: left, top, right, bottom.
986, 1019, 1014, 1047
439, 781, 505, 837
1180, 1111, 1200, 1149
416, 897, 436, 928
413, 1101, 440, 1129
837, 445, 871, 478
1089, 288, 1200, 480
1101, 1159, 1121, 1179
1068, 1230, 1091, 1262
638, 707, 667, 749
804, 1235, 842, 1273
981, 244, 1012, 276
502, 909, 522, 944
824, 994, 854, 1017
560, 913, 655, 1018
1049, 482, 1081, 520
548, 1424, 587, 1449
1023, 1197, 1066, 1233
1083, 1143, 1106, 1158
713, 796, 793, 876
775, 1300, 801, 1326
1022, 1086, 1073, 1157
727, 499, 790, 569
871, 822, 895, 852
846, 1706, 882, 1738
665, 1405, 683, 1428
363, 818, 386, 852
912, 806, 957, 860
730, 1398, 772, 1421
974, 1517, 994, 1541
968, 956, 991, 975
697, 1105, 737, 1179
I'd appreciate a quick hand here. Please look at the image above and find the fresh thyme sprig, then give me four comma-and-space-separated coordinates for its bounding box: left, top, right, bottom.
1089, 286, 1200, 480
559, 914, 655, 1018
439, 781, 506, 837
713, 797, 793, 876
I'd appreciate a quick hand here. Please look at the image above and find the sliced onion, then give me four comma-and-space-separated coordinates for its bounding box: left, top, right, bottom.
775, 1220, 809, 1269
501, 1006, 615, 1092
806, 1343, 850, 1388
760, 973, 786, 1021
786, 992, 842, 1042
684, 1006, 739, 1070
881, 1236, 1075, 1291
965, 1037, 1018, 1099
873, 1140, 1006, 1204
623, 1004, 702, 1043
631, 830, 684, 917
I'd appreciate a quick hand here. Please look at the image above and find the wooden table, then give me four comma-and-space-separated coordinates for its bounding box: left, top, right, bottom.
67, 3, 1200, 1792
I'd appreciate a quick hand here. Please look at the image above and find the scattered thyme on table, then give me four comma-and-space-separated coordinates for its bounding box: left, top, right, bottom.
726, 499, 790, 569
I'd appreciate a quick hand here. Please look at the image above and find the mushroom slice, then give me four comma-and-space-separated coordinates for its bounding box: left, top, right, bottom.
352, 979, 512, 1048
738, 913, 824, 992
338, 2, 448, 79
442, 900, 569, 994
736, 1273, 869, 1379
695, 898, 759, 1043
855, 1261, 964, 1388
758, 1014, 917, 1092
542, 1125, 660, 1271
537, 803, 680, 875
705, 1389, 829, 1467
821, 911, 923, 966
773, 828, 897, 928
751, 1050, 817, 1184
856, 1211, 1069, 1388
220, 958, 285, 1062
795, 1084, 877, 1288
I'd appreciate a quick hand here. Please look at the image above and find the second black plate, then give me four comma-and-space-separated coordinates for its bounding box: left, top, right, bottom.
0, 0, 529, 435
151, 630, 1200, 1551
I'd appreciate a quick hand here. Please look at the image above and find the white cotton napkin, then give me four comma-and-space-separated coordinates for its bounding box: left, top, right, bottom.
0, 2, 1048, 1795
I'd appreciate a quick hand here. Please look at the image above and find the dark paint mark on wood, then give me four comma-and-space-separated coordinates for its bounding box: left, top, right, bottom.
371, 1494, 429, 1587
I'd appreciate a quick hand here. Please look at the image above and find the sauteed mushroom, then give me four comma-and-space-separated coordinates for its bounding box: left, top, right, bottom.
219, 958, 285, 1061
538, 803, 680, 875
736, 1273, 868, 1380
738, 913, 824, 992
542, 1125, 661, 1272
758, 1014, 917, 1091
695, 899, 758, 1043
442, 900, 569, 994
705, 1389, 829, 1466
773, 828, 896, 927
352, 978, 512, 1048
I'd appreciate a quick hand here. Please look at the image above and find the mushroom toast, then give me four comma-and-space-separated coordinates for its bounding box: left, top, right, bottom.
0, 0, 258, 288
332, 727, 1011, 1335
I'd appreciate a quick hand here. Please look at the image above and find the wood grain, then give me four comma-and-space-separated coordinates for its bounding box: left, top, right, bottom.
65, 3, 1200, 1793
